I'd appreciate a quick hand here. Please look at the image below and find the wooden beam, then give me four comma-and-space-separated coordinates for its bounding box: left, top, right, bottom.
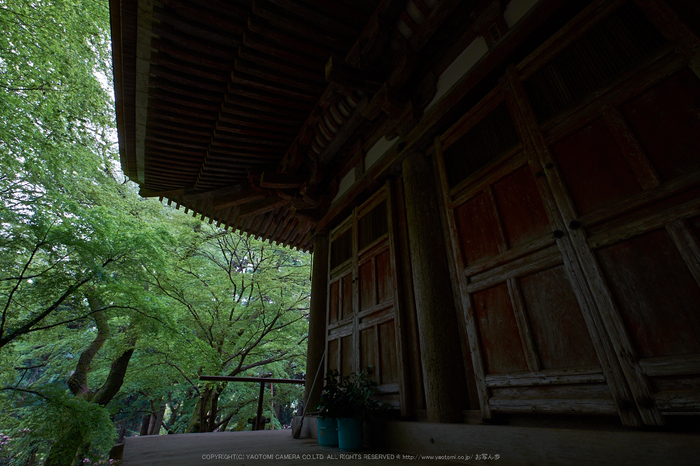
267, 0, 359, 39
182, 185, 244, 202
259, 172, 306, 189
238, 196, 290, 218
139, 187, 186, 198
317, 96, 369, 164
252, 0, 352, 53
293, 208, 323, 223
325, 55, 383, 94
199, 376, 305, 384
212, 187, 266, 210
230, 70, 317, 102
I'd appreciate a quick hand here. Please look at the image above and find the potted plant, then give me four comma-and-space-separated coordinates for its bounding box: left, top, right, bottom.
315, 369, 342, 446
335, 366, 388, 452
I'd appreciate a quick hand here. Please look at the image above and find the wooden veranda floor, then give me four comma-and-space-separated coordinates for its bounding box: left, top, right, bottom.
121, 429, 464, 466
121, 422, 700, 466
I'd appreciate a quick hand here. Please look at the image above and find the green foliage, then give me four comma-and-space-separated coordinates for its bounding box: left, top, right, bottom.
0, 0, 114, 186
1, 0, 312, 461
0, 385, 114, 464
318, 367, 389, 421
316, 369, 344, 420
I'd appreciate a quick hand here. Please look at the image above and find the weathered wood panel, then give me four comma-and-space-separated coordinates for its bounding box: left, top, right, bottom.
376, 248, 392, 304
619, 69, 700, 182
341, 335, 354, 378
328, 338, 339, 374
486, 367, 605, 388
341, 274, 353, 320
453, 192, 501, 265
472, 284, 528, 374
650, 374, 700, 393
595, 228, 700, 359
490, 383, 612, 401
329, 280, 339, 324
379, 320, 399, 385
518, 265, 599, 370
641, 354, 700, 377
359, 259, 375, 312
549, 118, 643, 217
360, 327, 377, 379
488, 397, 616, 414
492, 165, 550, 249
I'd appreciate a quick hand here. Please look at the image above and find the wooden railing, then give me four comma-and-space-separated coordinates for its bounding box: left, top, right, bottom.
199, 376, 305, 430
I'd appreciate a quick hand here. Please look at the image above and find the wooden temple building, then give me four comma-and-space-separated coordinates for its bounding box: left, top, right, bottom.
111, 0, 700, 461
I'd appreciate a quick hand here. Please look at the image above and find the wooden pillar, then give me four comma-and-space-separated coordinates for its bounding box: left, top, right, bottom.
304, 233, 329, 413
402, 150, 465, 423
255, 381, 265, 430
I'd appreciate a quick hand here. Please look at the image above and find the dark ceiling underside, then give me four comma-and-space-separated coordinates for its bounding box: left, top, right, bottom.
112, 0, 475, 250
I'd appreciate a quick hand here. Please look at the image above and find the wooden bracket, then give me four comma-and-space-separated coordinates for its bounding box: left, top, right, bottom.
326, 55, 383, 94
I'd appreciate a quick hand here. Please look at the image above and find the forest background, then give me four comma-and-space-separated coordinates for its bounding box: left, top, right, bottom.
0, 0, 311, 464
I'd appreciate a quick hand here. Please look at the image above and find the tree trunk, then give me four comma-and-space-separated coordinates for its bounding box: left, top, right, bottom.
140, 415, 152, 436
200, 388, 212, 432
45, 294, 138, 464
152, 403, 166, 435
187, 397, 202, 433
90, 344, 136, 406
208, 390, 220, 432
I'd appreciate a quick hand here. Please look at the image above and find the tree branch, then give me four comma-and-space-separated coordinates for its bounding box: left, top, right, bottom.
67, 294, 109, 397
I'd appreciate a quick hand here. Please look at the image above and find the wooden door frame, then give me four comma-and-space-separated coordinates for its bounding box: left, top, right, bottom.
324, 181, 410, 415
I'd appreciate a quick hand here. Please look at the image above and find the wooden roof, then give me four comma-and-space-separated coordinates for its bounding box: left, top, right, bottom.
111, 0, 488, 250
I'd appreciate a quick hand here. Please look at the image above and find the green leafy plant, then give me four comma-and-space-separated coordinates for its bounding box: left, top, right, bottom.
315, 369, 343, 420
318, 366, 389, 422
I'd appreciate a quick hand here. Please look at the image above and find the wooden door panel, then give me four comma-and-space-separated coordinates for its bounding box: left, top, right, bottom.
492, 164, 550, 248
341, 274, 353, 320
360, 327, 377, 379
379, 320, 399, 385
358, 259, 375, 312
454, 192, 501, 265
376, 249, 392, 304
438, 89, 613, 419
690, 216, 700, 238
341, 335, 354, 379
473, 284, 529, 374
329, 280, 339, 324
328, 339, 339, 374
437, 1, 700, 424
518, 265, 598, 370
550, 118, 643, 217
619, 69, 700, 182
595, 228, 700, 359
326, 185, 404, 410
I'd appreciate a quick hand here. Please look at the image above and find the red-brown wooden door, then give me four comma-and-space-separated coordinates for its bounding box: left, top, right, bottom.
326, 184, 405, 408
438, 0, 700, 426
436, 88, 630, 423
507, 0, 700, 421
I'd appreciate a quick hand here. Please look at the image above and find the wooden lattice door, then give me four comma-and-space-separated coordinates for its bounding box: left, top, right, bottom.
325, 184, 404, 407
